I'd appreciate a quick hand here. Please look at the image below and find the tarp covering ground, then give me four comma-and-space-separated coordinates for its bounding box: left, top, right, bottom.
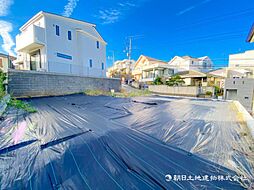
0, 94, 253, 189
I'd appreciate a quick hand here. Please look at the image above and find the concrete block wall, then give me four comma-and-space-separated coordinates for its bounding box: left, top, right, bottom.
148, 85, 199, 97
7, 69, 121, 98
224, 78, 254, 113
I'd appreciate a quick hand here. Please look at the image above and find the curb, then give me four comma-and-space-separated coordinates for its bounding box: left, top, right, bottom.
0, 94, 10, 117
233, 101, 254, 139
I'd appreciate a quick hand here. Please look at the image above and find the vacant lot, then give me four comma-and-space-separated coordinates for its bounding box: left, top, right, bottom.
0, 94, 253, 189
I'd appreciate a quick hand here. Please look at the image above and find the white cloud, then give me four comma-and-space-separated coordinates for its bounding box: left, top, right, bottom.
62, 0, 79, 17
98, 9, 121, 24
177, 0, 212, 16
97, 0, 142, 25
0, 0, 13, 16
118, 2, 136, 7
0, 20, 15, 56
0, 0, 15, 55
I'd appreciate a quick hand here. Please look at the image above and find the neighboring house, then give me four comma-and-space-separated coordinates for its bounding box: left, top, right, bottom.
176, 70, 207, 86
0, 53, 16, 72
168, 55, 213, 73
224, 78, 254, 114
14, 11, 107, 77
107, 59, 135, 82
132, 55, 174, 83
227, 50, 254, 78
247, 23, 254, 43
207, 68, 227, 88
224, 30, 254, 114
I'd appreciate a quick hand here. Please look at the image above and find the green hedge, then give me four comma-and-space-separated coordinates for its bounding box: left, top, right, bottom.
0, 70, 6, 98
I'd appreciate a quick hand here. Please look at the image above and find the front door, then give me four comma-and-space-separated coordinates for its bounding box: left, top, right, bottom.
30, 50, 41, 71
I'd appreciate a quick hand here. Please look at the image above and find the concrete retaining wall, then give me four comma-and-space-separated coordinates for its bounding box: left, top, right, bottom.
7, 69, 121, 98
148, 85, 199, 97
233, 101, 254, 139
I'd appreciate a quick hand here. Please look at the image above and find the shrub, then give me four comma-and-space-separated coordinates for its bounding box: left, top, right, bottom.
0, 71, 6, 98
166, 75, 185, 86
153, 76, 163, 85
205, 91, 213, 96
214, 86, 223, 96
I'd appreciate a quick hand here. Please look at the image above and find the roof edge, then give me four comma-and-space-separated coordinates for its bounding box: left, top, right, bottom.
20, 11, 96, 31
246, 23, 254, 42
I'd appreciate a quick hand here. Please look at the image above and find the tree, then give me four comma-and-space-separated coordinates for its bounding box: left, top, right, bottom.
153, 76, 163, 85
214, 85, 223, 96
166, 75, 185, 86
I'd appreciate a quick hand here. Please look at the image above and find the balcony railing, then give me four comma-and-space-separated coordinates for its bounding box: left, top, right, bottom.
16, 25, 45, 52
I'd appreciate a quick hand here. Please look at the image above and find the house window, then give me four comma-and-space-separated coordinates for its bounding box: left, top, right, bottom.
245, 97, 249, 100
102, 62, 104, 70
96, 41, 100, 49
0, 58, 2, 68
68, 31, 72, 40
56, 25, 60, 36
89, 59, 93, 68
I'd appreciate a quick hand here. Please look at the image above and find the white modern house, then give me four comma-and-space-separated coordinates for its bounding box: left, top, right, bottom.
168, 55, 213, 73
14, 11, 107, 77
227, 50, 254, 78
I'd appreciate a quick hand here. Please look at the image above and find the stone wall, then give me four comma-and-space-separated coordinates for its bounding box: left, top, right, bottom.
7, 69, 121, 98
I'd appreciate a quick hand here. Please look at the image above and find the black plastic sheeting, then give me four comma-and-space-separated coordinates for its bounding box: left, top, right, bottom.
0, 94, 253, 189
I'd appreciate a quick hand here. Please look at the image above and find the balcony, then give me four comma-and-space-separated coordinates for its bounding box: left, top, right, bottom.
16, 25, 45, 52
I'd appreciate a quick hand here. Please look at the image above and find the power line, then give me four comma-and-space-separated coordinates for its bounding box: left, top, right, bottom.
174, 8, 254, 31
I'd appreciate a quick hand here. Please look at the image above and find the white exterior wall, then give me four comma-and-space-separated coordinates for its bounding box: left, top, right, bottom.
229, 50, 254, 68
228, 50, 254, 78
169, 57, 190, 72
44, 14, 106, 77
76, 31, 106, 77
169, 56, 212, 73
15, 12, 106, 78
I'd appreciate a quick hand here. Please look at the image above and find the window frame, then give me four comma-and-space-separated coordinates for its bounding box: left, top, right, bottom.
68, 31, 72, 40
89, 59, 93, 68
56, 25, 60, 36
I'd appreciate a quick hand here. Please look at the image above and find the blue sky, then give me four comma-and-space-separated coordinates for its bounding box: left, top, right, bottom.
0, 0, 253, 68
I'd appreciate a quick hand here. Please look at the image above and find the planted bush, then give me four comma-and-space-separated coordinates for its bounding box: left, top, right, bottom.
205, 91, 213, 96
0, 70, 6, 98
153, 76, 163, 85
166, 75, 185, 86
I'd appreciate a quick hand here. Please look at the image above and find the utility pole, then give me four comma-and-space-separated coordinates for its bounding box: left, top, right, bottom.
126, 35, 144, 61
108, 50, 115, 65
112, 50, 115, 64
128, 37, 132, 61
